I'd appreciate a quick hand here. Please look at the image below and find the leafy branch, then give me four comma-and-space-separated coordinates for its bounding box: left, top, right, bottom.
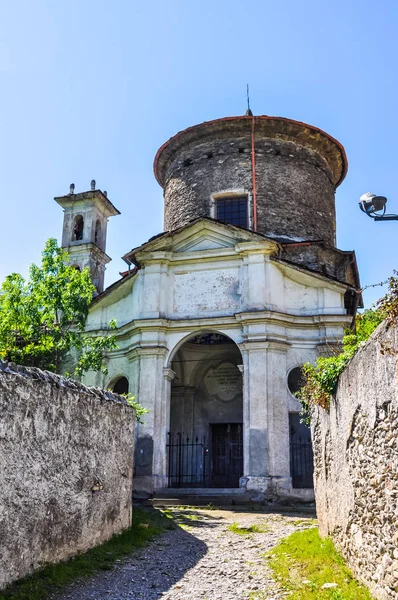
0, 238, 118, 377
121, 393, 149, 424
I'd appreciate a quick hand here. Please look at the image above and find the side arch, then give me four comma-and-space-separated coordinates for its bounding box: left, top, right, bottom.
108, 375, 129, 395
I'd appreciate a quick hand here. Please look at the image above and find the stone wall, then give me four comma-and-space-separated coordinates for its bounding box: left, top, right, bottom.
311, 321, 398, 600
0, 361, 135, 590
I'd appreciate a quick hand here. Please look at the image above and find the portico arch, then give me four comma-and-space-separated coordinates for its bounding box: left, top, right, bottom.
166, 328, 243, 368
168, 331, 244, 488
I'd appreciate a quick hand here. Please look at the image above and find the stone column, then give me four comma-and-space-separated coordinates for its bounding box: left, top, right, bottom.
158, 367, 176, 482
266, 342, 291, 497
239, 339, 291, 499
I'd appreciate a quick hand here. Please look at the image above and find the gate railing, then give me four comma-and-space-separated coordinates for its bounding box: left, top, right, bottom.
290, 434, 314, 489
166, 432, 209, 488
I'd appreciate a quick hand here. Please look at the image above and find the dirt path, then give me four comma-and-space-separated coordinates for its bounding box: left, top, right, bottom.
52, 507, 316, 600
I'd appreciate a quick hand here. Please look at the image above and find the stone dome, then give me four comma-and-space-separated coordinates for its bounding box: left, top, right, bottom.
154, 115, 347, 246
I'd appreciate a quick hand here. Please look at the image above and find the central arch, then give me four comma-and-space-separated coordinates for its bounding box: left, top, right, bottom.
168, 331, 243, 488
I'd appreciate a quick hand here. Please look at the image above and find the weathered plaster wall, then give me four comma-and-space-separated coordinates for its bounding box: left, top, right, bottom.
86, 224, 348, 333
0, 361, 135, 590
311, 321, 398, 600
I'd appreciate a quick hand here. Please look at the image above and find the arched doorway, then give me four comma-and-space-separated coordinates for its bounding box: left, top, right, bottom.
168, 332, 243, 488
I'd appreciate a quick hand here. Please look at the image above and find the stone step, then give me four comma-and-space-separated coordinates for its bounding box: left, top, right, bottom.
134, 497, 316, 514
156, 487, 246, 497
141, 496, 251, 507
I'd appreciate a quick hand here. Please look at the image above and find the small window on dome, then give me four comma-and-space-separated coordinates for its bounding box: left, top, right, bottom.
216, 196, 248, 229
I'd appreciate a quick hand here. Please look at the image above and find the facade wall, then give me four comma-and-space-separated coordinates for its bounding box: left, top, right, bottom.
83, 222, 351, 499
0, 362, 135, 590
311, 321, 398, 600
86, 233, 346, 333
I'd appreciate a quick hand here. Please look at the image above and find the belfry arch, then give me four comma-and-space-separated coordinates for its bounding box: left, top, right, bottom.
168, 331, 244, 488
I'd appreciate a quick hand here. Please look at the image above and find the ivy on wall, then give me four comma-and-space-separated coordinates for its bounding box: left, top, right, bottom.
297, 272, 398, 421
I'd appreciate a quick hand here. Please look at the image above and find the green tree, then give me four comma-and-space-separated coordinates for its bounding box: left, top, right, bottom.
0, 238, 117, 376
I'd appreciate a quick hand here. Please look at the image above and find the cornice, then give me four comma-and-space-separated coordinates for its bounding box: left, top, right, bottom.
66, 242, 112, 264
239, 340, 290, 353
126, 345, 169, 361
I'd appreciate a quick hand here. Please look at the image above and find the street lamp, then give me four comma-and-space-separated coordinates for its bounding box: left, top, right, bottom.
359, 192, 398, 221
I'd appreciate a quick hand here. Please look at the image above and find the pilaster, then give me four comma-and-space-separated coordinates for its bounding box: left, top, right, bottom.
141, 263, 169, 319
239, 338, 291, 490
266, 342, 290, 479
239, 340, 270, 478
130, 346, 169, 493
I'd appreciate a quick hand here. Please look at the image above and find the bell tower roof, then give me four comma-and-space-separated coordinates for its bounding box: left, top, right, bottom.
54, 188, 120, 217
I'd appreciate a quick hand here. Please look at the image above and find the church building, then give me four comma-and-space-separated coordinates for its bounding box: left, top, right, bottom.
56, 113, 360, 501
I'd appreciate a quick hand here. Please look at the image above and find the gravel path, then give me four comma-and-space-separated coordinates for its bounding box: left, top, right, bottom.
52, 507, 316, 600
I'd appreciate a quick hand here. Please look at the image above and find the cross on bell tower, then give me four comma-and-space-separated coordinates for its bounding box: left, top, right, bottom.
55, 181, 120, 294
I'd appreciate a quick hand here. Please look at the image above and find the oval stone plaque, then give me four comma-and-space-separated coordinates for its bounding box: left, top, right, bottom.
203, 361, 242, 402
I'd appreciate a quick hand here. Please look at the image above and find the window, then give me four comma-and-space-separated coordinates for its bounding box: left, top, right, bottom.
73, 215, 84, 241
94, 219, 101, 245
216, 196, 248, 228
287, 367, 304, 396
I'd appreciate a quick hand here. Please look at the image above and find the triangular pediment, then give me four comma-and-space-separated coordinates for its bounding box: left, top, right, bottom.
123, 218, 279, 264
172, 228, 245, 253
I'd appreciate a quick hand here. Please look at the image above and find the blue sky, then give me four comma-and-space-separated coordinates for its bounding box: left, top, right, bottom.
0, 0, 397, 307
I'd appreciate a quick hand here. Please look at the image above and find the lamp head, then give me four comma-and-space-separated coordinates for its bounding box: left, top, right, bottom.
359, 192, 387, 217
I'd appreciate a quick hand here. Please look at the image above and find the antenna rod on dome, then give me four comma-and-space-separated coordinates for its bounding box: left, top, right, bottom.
246, 84, 253, 117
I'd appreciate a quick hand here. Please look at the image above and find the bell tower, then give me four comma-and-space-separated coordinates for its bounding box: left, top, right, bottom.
55, 180, 120, 294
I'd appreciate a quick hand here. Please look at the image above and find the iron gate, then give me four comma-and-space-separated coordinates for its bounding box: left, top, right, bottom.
166, 432, 209, 488
211, 423, 243, 488
289, 413, 314, 489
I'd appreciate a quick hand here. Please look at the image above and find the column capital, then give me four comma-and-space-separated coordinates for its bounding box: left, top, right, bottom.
127, 345, 168, 361
163, 367, 176, 381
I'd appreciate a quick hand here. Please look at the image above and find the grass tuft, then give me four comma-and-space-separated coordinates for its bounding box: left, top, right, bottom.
228, 522, 267, 535
265, 527, 373, 599
0, 508, 173, 600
